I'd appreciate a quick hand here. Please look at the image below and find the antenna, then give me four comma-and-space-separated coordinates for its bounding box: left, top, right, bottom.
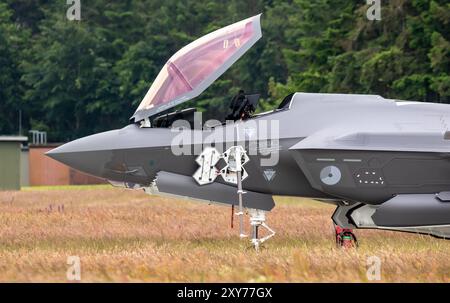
18, 110, 22, 136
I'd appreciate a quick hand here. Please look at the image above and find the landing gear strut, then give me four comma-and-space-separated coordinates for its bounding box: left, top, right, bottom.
248, 209, 276, 251
334, 224, 358, 248
193, 145, 276, 250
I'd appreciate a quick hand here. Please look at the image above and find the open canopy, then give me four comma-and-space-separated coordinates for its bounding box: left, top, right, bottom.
131, 14, 262, 122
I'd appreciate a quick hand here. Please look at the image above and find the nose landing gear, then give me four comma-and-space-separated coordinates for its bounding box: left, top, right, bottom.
194, 145, 276, 250
248, 209, 276, 251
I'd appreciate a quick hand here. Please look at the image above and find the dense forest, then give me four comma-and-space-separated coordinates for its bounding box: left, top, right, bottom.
0, 0, 449, 142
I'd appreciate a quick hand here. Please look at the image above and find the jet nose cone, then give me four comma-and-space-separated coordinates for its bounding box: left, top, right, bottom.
46, 130, 122, 179
45, 140, 88, 166
45, 142, 77, 160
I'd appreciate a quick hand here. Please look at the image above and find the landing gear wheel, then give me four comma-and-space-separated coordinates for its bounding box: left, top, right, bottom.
335, 224, 358, 248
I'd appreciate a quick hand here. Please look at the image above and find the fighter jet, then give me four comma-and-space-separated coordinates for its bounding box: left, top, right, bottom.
47, 15, 450, 248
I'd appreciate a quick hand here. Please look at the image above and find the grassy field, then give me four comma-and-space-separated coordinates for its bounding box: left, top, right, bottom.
0, 186, 449, 282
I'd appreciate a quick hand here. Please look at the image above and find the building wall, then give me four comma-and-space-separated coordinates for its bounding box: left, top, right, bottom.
0, 142, 21, 190
20, 148, 29, 187
29, 145, 105, 186
69, 168, 105, 185
29, 146, 69, 186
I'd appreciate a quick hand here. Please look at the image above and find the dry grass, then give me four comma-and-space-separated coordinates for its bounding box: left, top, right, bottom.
0, 186, 449, 282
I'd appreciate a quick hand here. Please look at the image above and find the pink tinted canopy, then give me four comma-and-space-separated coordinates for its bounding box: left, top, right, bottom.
132, 14, 262, 121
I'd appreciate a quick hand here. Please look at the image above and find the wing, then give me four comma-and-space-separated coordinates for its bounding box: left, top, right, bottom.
294, 129, 450, 239
289, 129, 450, 204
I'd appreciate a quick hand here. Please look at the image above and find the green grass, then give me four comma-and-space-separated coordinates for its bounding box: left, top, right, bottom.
274, 196, 335, 208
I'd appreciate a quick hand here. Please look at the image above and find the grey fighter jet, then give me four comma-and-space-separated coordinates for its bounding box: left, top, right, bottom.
47, 15, 450, 247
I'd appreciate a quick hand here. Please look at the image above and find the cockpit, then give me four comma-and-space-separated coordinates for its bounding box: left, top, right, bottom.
140, 92, 294, 129
130, 14, 293, 129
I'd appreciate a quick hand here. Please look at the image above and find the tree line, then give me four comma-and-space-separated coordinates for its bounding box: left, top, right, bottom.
0, 0, 448, 141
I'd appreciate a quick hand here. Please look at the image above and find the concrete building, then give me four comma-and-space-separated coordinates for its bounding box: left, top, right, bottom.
0, 136, 28, 190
